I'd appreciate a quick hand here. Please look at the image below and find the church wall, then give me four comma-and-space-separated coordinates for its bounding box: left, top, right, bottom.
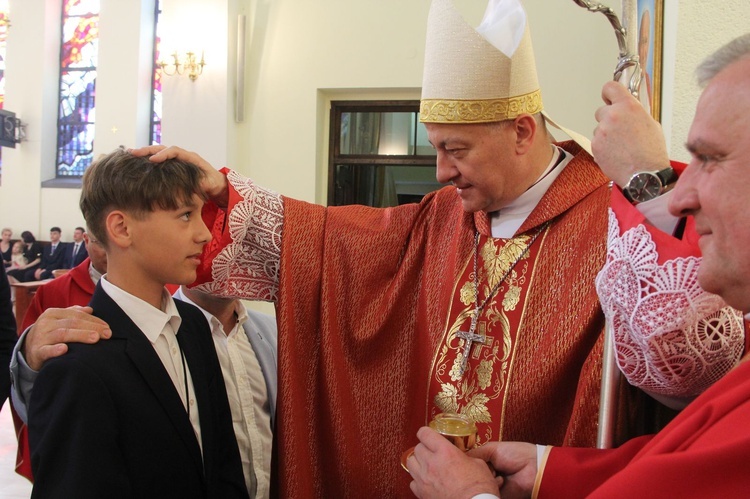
665, 0, 750, 163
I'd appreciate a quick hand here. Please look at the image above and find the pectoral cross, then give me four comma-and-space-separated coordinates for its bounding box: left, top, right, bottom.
456, 313, 485, 376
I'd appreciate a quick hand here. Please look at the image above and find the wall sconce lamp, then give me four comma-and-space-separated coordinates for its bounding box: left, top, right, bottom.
159, 51, 206, 81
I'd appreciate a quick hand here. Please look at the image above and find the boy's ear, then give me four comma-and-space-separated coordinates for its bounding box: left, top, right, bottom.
105, 210, 132, 249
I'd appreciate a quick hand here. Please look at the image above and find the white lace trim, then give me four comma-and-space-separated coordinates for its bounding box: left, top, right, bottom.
193, 170, 283, 302
595, 209, 744, 397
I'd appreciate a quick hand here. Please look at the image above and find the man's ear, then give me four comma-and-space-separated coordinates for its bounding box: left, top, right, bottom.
105, 210, 131, 249
513, 114, 537, 154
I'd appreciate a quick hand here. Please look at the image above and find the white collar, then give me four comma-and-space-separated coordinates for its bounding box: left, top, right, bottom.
100, 276, 182, 344
489, 145, 571, 238
172, 287, 248, 337
88, 262, 102, 285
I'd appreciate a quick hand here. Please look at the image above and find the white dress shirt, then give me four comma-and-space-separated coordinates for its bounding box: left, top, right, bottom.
99, 277, 203, 453
174, 288, 273, 499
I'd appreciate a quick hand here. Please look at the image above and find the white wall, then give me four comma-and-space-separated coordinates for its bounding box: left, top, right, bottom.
1, 0, 748, 240
665, 0, 750, 163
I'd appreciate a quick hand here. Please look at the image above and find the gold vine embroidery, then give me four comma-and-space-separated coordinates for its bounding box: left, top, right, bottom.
433, 234, 534, 441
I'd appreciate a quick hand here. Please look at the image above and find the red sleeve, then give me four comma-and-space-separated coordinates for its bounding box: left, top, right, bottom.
21, 286, 47, 332
537, 435, 654, 499
195, 168, 234, 288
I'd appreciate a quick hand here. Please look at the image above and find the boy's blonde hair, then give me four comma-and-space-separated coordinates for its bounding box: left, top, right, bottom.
80, 148, 206, 249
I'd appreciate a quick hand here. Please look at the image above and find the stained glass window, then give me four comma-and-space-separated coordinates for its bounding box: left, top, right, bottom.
56, 0, 100, 177
0, 1, 10, 180
151, 0, 162, 145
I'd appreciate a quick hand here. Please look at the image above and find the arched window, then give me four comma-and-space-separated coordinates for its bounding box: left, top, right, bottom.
56, 0, 100, 177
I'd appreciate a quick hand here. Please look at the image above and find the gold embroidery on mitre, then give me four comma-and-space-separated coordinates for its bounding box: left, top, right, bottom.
420, 90, 543, 123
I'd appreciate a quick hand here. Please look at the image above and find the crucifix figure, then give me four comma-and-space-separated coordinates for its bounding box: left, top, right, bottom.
456, 314, 485, 376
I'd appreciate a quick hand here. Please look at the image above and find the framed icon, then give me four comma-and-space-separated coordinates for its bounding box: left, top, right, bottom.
637, 0, 664, 121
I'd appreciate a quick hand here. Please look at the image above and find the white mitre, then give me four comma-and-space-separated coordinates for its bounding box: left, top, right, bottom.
420, 0, 542, 123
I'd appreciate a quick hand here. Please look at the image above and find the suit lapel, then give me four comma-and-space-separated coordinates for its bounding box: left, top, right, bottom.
173, 301, 216, 475
89, 285, 205, 476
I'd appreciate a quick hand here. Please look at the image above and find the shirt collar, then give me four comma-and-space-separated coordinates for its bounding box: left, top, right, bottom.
89, 263, 102, 286
172, 287, 248, 337
100, 277, 182, 344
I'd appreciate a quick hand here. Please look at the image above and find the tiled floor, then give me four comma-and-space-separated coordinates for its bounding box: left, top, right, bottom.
0, 400, 32, 499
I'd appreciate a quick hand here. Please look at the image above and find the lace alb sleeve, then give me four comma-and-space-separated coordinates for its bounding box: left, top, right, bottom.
193, 170, 284, 302
596, 209, 744, 398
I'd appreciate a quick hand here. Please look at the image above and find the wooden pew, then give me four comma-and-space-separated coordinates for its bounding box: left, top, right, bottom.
11, 280, 51, 335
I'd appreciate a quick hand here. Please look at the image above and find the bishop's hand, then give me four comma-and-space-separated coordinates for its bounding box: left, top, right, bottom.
129, 144, 230, 209
407, 426, 500, 499
467, 441, 538, 499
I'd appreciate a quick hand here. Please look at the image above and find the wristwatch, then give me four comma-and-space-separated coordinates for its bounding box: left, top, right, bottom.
622, 167, 678, 204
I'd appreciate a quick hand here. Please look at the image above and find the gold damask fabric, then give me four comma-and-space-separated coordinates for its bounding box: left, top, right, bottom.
272, 142, 633, 498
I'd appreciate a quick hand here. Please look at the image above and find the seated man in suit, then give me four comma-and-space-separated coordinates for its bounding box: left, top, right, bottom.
62, 226, 88, 269
26, 149, 248, 498
27, 227, 66, 281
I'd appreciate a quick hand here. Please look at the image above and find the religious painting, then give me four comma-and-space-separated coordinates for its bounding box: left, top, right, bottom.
637, 0, 664, 121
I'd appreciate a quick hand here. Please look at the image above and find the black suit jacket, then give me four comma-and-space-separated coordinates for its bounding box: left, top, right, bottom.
0, 264, 17, 409
28, 284, 248, 499
35, 242, 67, 279
63, 241, 89, 269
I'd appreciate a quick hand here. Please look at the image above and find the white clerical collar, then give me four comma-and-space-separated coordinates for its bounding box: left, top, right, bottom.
100, 276, 182, 344
490, 145, 571, 239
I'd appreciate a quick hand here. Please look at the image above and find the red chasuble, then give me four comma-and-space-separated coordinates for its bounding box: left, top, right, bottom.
537, 356, 750, 498
198, 142, 667, 498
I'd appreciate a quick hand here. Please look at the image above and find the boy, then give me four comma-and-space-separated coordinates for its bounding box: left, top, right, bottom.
27, 149, 248, 498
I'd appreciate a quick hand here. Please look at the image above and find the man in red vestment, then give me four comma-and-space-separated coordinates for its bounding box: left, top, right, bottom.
406, 32, 750, 499
123, 2, 739, 496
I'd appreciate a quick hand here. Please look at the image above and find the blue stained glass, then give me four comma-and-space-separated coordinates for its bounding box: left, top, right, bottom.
57, 123, 95, 176
151, 0, 162, 145
59, 71, 96, 119
56, 0, 99, 177
151, 121, 161, 146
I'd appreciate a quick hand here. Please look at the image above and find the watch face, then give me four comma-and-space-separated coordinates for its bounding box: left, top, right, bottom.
626, 172, 662, 203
